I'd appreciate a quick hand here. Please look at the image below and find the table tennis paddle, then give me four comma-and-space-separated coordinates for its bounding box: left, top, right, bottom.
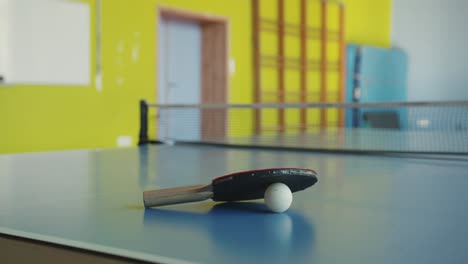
143, 168, 318, 208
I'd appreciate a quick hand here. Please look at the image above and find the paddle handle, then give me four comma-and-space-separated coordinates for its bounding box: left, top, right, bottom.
143, 184, 213, 208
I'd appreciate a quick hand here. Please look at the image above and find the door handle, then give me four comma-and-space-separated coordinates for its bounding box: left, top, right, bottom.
168, 82, 177, 88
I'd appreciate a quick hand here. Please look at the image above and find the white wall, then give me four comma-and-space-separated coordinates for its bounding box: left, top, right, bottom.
0, 0, 90, 85
0, 0, 10, 80
392, 0, 468, 101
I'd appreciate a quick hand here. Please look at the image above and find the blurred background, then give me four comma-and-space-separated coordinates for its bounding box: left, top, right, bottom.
0, 0, 467, 154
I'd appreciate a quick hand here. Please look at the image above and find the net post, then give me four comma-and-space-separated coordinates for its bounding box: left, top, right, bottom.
139, 99, 149, 145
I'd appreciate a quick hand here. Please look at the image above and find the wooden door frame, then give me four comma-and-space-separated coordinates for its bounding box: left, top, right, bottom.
157, 6, 229, 139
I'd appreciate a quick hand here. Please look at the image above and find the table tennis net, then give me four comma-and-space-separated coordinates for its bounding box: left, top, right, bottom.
139, 100, 468, 154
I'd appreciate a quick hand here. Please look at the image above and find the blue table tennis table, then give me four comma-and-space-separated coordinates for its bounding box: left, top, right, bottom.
1, 143, 468, 263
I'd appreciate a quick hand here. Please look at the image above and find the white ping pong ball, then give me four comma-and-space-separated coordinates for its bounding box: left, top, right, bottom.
264, 183, 293, 213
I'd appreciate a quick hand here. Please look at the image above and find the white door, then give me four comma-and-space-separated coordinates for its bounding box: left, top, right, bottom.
158, 18, 201, 141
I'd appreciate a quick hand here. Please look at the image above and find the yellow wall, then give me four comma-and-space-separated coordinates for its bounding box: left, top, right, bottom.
0, 0, 391, 154
342, 0, 391, 47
